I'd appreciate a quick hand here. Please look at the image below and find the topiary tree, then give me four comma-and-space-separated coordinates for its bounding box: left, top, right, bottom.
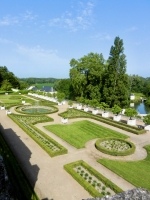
88, 99, 99, 109
68, 100, 73, 107
143, 114, 150, 125
57, 92, 65, 103
124, 108, 138, 120
99, 102, 109, 112
111, 105, 122, 116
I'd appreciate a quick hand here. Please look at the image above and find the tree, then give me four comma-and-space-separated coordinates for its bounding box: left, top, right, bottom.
111, 105, 122, 115
124, 108, 138, 120
70, 52, 105, 101
1, 80, 13, 91
68, 100, 73, 107
56, 92, 65, 103
99, 102, 109, 112
103, 37, 129, 108
143, 115, 150, 125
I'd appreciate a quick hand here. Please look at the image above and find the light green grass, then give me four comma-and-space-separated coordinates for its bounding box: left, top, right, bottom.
98, 145, 150, 190
0, 94, 36, 104
45, 120, 128, 148
35, 83, 54, 89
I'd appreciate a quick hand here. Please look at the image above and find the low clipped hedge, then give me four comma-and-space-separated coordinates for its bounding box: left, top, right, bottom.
64, 160, 123, 198
9, 114, 67, 157
95, 138, 136, 156
59, 109, 146, 135
0, 131, 40, 200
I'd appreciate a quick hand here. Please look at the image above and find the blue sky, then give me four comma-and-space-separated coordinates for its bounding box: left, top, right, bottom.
0, 0, 150, 78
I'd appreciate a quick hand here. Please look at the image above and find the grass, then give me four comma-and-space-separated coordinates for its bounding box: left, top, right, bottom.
45, 120, 128, 148
35, 83, 54, 89
98, 145, 150, 190
0, 94, 36, 104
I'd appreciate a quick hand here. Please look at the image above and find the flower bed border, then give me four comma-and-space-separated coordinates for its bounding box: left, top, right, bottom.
64, 160, 123, 198
9, 114, 68, 157
59, 109, 146, 135
95, 138, 136, 156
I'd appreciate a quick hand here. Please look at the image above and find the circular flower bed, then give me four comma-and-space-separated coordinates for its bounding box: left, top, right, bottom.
95, 138, 135, 156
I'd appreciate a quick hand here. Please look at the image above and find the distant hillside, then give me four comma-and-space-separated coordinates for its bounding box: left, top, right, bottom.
19, 78, 58, 85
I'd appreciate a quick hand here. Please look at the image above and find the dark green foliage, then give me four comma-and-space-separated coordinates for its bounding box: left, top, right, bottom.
102, 37, 129, 107
125, 108, 138, 119
0, 66, 20, 89
143, 114, 150, 125
70, 52, 105, 101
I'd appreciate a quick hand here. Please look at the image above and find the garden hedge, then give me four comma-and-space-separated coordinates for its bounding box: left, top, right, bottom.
9, 114, 68, 157
64, 160, 123, 198
59, 109, 146, 135
95, 138, 136, 156
0, 130, 40, 200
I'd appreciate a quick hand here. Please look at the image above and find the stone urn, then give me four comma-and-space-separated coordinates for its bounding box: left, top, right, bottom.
84, 107, 89, 112
92, 109, 98, 115
61, 118, 68, 124
1, 106, 5, 110
77, 104, 82, 110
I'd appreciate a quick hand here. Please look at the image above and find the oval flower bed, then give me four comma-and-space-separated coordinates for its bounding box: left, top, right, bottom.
64, 160, 123, 198
95, 138, 135, 156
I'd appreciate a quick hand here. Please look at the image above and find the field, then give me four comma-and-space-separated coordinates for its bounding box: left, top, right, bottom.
45, 120, 128, 148
35, 83, 54, 89
98, 145, 150, 190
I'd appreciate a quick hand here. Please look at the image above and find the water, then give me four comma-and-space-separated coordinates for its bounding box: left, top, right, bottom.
23, 107, 50, 114
134, 102, 150, 114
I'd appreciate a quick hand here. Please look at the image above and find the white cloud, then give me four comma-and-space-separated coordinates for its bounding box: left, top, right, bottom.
0, 16, 19, 26
0, 37, 13, 44
22, 11, 38, 21
48, 1, 95, 32
91, 33, 111, 41
126, 26, 137, 32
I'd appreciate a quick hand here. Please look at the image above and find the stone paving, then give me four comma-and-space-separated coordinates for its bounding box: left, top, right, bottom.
0, 101, 150, 200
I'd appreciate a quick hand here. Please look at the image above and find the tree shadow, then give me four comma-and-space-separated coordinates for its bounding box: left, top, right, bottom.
0, 124, 41, 200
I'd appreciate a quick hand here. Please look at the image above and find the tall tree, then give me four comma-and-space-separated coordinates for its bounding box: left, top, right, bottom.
69, 52, 105, 101
103, 37, 129, 108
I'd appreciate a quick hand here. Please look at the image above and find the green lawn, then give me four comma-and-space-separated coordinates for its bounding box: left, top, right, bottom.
35, 83, 54, 89
45, 120, 128, 148
98, 145, 150, 190
0, 94, 36, 104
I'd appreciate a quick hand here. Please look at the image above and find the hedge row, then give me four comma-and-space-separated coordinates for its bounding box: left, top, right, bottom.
64, 160, 123, 198
95, 138, 136, 156
59, 109, 146, 135
9, 114, 68, 157
0, 131, 40, 200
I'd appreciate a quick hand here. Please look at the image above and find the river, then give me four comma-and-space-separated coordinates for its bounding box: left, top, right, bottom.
134, 102, 150, 114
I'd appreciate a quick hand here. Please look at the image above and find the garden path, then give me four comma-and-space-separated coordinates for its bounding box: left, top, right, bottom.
0, 101, 150, 200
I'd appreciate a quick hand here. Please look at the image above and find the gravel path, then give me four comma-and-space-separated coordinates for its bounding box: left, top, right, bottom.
0, 102, 150, 200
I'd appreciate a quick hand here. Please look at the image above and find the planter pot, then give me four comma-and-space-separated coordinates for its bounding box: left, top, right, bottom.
58, 102, 62, 106
127, 119, 136, 126
84, 107, 89, 112
61, 118, 68, 124
130, 103, 134, 107
68, 106, 73, 109
92, 109, 98, 115
121, 109, 125, 115
5, 93, 8, 95
102, 112, 109, 118
77, 105, 82, 110
1, 106, 5, 110
6, 110, 11, 115
22, 100, 25, 104
144, 125, 150, 131
62, 101, 66, 105
113, 115, 121, 121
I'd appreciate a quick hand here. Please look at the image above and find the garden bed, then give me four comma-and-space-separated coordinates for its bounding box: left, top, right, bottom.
64, 160, 123, 198
95, 138, 136, 156
9, 114, 67, 157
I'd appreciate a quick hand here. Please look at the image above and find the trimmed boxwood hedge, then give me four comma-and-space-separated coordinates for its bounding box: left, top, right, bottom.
9, 114, 68, 157
0, 131, 40, 200
59, 109, 146, 135
64, 160, 123, 198
95, 138, 136, 156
